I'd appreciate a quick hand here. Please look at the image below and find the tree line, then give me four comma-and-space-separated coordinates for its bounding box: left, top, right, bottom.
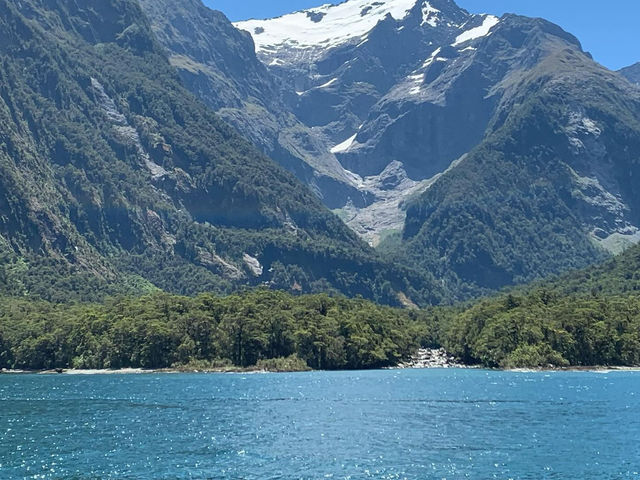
2, 284, 640, 371
0, 290, 430, 371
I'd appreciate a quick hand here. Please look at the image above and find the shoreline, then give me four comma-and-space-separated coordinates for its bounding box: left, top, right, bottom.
0, 367, 286, 375
2, 365, 640, 376
505, 366, 640, 373
2, 350, 639, 376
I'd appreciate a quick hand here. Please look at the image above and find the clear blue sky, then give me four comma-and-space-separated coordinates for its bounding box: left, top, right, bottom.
203, 0, 639, 70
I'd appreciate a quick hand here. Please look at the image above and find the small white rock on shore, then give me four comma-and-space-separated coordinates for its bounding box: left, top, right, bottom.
396, 348, 467, 369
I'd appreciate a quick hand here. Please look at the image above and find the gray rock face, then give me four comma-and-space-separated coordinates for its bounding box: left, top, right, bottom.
139, 0, 369, 209
619, 62, 640, 85
242, 253, 263, 277
324, 13, 583, 183
396, 348, 466, 368
237, 0, 481, 151
91, 78, 168, 180
233, 0, 503, 240
337, 159, 461, 246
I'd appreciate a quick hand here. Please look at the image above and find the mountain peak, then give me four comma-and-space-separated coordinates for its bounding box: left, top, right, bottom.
234, 0, 467, 62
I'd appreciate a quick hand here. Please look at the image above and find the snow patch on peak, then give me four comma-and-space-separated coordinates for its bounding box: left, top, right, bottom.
318, 77, 338, 89
408, 72, 425, 95
453, 15, 499, 46
421, 47, 443, 67
234, 0, 418, 56
395, 47, 447, 96
421, 2, 440, 27
331, 133, 358, 154
296, 77, 338, 96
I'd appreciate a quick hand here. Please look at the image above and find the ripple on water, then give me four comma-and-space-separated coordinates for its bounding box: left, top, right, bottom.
0, 369, 639, 479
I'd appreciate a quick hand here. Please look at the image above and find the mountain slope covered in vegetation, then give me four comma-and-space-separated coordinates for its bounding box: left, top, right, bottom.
395, 15, 640, 297
0, 0, 439, 305
438, 242, 640, 368
4, 243, 640, 371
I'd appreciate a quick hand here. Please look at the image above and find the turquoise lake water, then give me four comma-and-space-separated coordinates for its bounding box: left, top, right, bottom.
1, 369, 639, 479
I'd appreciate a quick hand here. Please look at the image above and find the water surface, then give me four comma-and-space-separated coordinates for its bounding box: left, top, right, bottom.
1, 369, 639, 479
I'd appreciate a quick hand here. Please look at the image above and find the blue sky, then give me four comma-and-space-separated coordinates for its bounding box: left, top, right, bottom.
203, 0, 639, 70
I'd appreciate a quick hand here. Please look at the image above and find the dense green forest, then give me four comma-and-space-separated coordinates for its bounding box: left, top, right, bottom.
0, 290, 431, 371
435, 243, 640, 368
4, 243, 640, 372
2, 270, 640, 371
440, 291, 640, 368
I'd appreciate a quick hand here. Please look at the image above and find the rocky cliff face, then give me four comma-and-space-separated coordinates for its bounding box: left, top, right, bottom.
234, 0, 501, 245
139, 0, 370, 209
237, 0, 484, 150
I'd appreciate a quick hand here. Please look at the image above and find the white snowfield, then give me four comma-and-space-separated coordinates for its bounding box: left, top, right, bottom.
235, 0, 499, 61
421, 2, 440, 27
330, 133, 358, 153
235, 0, 419, 54
453, 15, 499, 46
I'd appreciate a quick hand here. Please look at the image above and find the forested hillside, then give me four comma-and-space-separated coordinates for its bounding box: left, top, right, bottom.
436, 242, 640, 368
0, 290, 430, 371
0, 0, 439, 306
3, 245, 640, 371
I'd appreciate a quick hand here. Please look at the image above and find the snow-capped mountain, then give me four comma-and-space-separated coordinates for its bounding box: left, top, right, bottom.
231, 0, 640, 294
7, 0, 640, 305
236, 0, 421, 63
235, 0, 500, 156
235, 0, 498, 65
234, 0, 501, 243
140, 0, 640, 296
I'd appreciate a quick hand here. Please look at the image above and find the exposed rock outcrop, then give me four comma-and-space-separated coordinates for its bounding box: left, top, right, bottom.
397, 348, 467, 369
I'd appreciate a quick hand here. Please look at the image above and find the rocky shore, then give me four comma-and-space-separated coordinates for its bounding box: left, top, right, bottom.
396, 348, 468, 369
